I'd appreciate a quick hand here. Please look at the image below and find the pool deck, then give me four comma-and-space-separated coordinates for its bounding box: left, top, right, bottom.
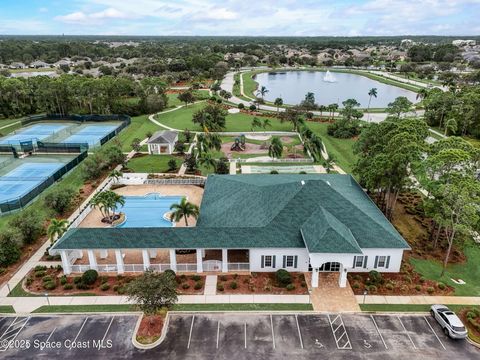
79, 184, 204, 228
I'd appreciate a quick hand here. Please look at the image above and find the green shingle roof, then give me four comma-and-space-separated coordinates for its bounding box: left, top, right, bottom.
51, 174, 410, 253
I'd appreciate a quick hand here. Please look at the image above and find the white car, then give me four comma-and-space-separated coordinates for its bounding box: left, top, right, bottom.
430, 304, 468, 339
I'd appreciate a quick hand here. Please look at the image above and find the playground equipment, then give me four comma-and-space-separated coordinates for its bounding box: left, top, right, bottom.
231, 134, 246, 151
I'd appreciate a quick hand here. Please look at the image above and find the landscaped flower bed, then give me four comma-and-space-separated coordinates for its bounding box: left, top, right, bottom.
216, 271, 308, 295
348, 266, 453, 296
22, 266, 205, 296
136, 312, 166, 345
459, 307, 480, 344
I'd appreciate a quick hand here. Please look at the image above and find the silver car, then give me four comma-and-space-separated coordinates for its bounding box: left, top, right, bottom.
430, 304, 468, 339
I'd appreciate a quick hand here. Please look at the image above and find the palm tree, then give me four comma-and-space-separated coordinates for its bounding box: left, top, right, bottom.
109, 169, 122, 183
47, 218, 69, 244
262, 119, 271, 133
170, 197, 199, 226
274, 97, 283, 113
318, 105, 326, 118
268, 137, 283, 160
251, 117, 262, 131
196, 133, 222, 154
90, 190, 125, 222
416, 88, 429, 101
367, 88, 378, 119
324, 155, 335, 173
198, 152, 217, 171
256, 86, 269, 100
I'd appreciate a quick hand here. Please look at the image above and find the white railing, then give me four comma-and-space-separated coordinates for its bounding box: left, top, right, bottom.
203, 260, 222, 272
70, 264, 92, 273
176, 263, 198, 272
144, 178, 206, 185
233, 157, 314, 164
148, 264, 172, 272
123, 264, 145, 272
98, 264, 118, 272
228, 263, 250, 271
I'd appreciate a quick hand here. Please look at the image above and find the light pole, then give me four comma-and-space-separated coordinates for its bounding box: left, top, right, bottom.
308, 289, 312, 304
363, 289, 368, 304
45, 292, 50, 306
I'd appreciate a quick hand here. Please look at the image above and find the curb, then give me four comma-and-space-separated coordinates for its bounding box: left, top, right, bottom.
131, 312, 171, 350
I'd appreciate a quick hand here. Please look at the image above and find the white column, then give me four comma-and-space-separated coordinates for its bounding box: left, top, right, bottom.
87, 250, 98, 271
311, 268, 319, 288
196, 249, 203, 273
222, 249, 228, 273
115, 249, 124, 274
75, 250, 84, 259
169, 249, 177, 272
99, 250, 108, 259
149, 249, 157, 259
339, 265, 348, 288
60, 250, 71, 275
142, 249, 151, 270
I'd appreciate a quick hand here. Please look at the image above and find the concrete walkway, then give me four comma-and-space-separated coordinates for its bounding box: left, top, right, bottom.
358, 295, 480, 306
204, 275, 217, 295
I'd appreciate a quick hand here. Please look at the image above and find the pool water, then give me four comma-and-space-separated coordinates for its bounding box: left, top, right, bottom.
117, 194, 184, 228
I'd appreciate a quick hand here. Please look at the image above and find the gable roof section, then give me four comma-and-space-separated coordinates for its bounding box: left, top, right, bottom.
148, 130, 178, 144
51, 174, 410, 252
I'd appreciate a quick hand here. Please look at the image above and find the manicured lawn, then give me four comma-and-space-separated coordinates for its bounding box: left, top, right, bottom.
410, 242, 480, 296
32, 303, 313, 313
126, 154, 178, 173
117, 114, 161, 152
307, 122, 357, 173
0, 118, 23, 135
0, 306, 15, 313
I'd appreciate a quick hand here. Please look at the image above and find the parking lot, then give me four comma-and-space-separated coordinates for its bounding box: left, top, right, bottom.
0, 313, 478, 359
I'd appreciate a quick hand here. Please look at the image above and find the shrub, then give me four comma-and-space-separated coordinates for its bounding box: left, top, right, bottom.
113, 285, 119, 292
415, 285, 422, 291
367, 285, 377, 293
419, 277, 426, 284
233, 273, 238, 279
116, 286, 126, 295
194, 281, 203, 290
427, 287, 435, 294
230, 281, 238, 290
73, 276, 82, 284
35, 270, 46, 278
352, 282, 360, 290
164, 269, 176, 278
182, 283, 190, 289
191, 275, 201, 281
63, 284, 73, 290
217, 283, 224, 292
385, 283, 394, 290
403, 275, 412, 284
26, 277, 33, 286
249, 104, 256, 111
286, 284, 295, 291
437, 282, 446, 290
238, 103, 245, 109
0, 229, 22, 267
60, 276, 67, 285
43, 281, 56, 290
42, 276, 53, 283
301, 281, 307, 288
210, 96, 216, 101
180, 274, 187, 282
167, 159, 178, 172
8, 209, 44, 245
100, 283, 110, 291
44, 187, 76, 215
76, 282, 89, 290
353, 274, 362, 281
216, 99, 222, 104
82, 269, 99, 285
368, 270, 383, 285
270, 170, 279, 174
100, 276, 108, 284
34, 265, 47, 271
276, 269, 292, 287
220, 275, 228, 281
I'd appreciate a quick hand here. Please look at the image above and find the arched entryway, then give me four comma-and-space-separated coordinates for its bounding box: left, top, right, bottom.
319, 262, 341, 272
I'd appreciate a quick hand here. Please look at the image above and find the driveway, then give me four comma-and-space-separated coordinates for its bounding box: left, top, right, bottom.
1, 312, 478, 359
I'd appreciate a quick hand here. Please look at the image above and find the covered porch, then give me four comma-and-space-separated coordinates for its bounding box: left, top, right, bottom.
60, 248, 250, 275
308, 253, 356, 289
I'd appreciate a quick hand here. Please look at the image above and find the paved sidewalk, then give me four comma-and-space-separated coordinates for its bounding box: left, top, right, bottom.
204, 275, 217, 295
358, 295, 480, 305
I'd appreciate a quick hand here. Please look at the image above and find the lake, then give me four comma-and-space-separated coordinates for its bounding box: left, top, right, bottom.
253, 70, 418, 108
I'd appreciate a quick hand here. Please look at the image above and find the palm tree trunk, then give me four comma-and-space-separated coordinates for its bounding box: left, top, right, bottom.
184, 216, 189, 227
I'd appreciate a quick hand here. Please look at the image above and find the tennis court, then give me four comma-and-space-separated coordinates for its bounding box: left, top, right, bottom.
0, 161, 66, 203
0, 123, 71, 145
61, 124, 120, 147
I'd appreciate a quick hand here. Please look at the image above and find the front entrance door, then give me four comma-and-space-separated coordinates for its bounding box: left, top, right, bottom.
319, 262, 341, 272
203, 260, 222, 272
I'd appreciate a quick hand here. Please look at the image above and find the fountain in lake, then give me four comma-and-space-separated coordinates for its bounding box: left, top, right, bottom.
323, 70, 337, 83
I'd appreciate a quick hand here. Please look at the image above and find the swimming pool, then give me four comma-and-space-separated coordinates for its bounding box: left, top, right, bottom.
117, 194, 184, 228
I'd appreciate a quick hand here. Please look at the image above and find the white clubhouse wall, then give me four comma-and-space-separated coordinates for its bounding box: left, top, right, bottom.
249, 248, 310, 272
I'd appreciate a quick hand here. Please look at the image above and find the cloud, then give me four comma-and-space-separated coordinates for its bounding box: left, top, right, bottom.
55, 7, 133, 24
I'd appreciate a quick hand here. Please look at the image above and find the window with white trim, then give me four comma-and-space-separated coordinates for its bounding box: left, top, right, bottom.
264, 255, 272, 267
286, 255, 294, 267
377, 256, 387, 267
355, 256, 364, 268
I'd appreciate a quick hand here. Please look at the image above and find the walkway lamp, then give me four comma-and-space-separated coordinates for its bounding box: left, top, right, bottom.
45, 292, 50, 306
363, 289, 368, 304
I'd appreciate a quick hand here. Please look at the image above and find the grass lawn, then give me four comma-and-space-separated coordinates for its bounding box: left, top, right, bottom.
33, 303, 313, 313
464, 136, 480, 149
0, 118, 24, 135
117, 114, 160, 152
126, 154, 178, 173
410, 242, 480, 296
307, 122, 357, 173
0, 306, 15, 313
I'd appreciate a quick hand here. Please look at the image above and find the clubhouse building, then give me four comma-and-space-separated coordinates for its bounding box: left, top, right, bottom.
50, 174, 410, 288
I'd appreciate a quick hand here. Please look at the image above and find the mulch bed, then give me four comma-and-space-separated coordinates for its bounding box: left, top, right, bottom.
458, 308, 480, 343
137, 314, 165, 344
217, 272, 308, 295
23, 268, 205, 296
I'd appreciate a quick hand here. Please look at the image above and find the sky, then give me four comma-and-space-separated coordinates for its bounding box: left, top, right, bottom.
0, 0, 480, 36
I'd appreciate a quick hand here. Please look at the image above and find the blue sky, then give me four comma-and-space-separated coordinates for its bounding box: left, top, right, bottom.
1, 0, 480, 36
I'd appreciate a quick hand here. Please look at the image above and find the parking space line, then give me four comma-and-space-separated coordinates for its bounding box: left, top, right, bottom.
327, 314, 352, 350
45, 327, 56, 343
295, 315, 304, 349
187, 315, 195, 349
216, 321, 220, 349
397, 316, 417, 350
244, 322, 247, 349
370, 315, 388, 349
101, 317, 114, 344
0, 317, 18, 338
0, 317, 30, 352
71, 317, 89, 347
270, 315, 275, 349
423, 316, 446, 350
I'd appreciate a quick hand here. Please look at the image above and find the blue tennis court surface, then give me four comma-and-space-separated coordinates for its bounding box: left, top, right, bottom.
0, 162, 64, 202
117, 194, 183, 228
0, 123, 69, 145
61, 124, 119, 147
